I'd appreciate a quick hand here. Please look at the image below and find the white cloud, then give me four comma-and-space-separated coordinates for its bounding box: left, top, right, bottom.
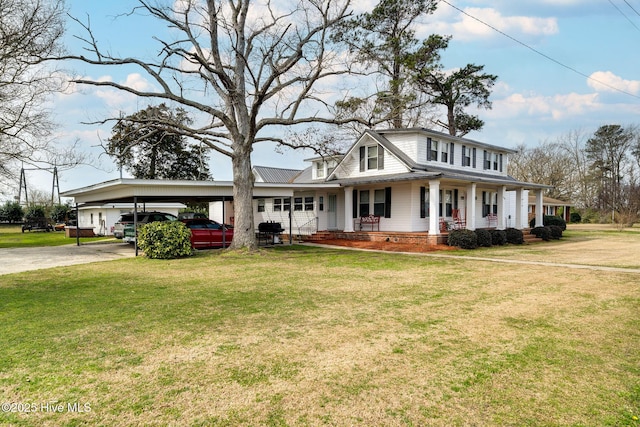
421, 6, 558, 42
490, 91, 600, 120
587, 71, 640, 95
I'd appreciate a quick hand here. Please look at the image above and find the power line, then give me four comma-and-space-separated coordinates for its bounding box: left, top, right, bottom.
608, 0, 640, 34
440, 0, 640, 100
622, 0, 640, 18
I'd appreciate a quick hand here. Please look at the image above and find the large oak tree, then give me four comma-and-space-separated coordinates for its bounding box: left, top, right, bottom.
64, 0, 364, 250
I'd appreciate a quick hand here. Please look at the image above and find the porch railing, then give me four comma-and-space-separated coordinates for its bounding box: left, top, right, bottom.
297, 217, 318, 237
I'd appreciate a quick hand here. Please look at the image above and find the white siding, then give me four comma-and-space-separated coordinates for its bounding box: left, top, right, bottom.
334, 142, 411, 179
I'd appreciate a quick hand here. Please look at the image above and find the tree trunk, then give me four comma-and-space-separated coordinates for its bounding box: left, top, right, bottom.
447, 105, 456, 136
229, 140, 257, 250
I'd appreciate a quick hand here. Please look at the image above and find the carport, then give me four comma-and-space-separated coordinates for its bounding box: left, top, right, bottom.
60, 178, 300, 254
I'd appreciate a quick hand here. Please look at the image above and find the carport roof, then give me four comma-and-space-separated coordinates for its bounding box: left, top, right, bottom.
60, 178, 333, 205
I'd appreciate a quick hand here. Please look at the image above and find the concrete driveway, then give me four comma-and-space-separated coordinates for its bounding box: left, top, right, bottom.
0, 242, 136, 275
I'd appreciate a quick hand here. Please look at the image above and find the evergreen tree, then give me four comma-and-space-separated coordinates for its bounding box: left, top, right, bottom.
107, 105, 211, 180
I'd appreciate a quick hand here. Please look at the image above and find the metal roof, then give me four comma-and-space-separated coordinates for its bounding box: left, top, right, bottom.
253, 166, 303, 183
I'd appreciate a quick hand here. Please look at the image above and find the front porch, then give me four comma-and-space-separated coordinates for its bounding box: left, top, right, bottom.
301, 230, 446, 245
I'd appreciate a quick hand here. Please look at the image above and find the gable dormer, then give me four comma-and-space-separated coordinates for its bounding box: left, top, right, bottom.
328, 131, 412, 180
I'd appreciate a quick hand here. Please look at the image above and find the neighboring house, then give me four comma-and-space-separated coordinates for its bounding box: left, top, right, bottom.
77, 203, 185, 236
528, 195, 572, 224
250, 128, 551, 243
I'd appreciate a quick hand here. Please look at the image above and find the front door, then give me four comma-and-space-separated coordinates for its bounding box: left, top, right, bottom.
328, 194, 338, 230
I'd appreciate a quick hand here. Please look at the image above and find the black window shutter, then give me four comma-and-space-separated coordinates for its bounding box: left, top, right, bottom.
427, 138, 432, 161
454, 189, 459, 210
352, 190, 358, 218
461, 145, 466, 166
378, 145, 384, 170
450, 143, 454, 165
499, 153, 503, 172
473, 148, 477, 168
384, 187, 391, 218
359, 146, 365, 172
420, 187, 426, 218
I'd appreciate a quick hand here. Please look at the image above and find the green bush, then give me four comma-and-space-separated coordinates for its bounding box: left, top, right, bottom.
531, 226, 551, 241
490, 229, 507, 246
447, 229, 478, 249
570, 212, 581, 223
0, 201, 24, 223
475, 229, 492, 247
529, 215, 567, 230
549, 225, 563, 239
505, 228, 524, 244
138, 221, 193, 259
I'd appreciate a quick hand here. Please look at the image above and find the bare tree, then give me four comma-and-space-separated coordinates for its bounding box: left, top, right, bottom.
508, 141, 574, 201
0, 0, 68, 186
63, 0, 364, 250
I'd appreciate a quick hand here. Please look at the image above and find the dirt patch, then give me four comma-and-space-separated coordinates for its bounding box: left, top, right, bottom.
309, 239, 455, 253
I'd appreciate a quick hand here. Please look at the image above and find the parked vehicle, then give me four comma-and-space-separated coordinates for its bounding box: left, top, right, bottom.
121, 212, 178, 243
181, 219, 233, 249
21, 218, 53, 232
178, 212, 208, 220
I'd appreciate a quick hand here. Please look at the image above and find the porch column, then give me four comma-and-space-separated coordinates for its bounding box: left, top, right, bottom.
429, 179, 440, 235
497, 185, 506, 230
344, 186, 354, 232
535, 190, 544, 227
515, 187, 524, 229
466, 183, 476, 230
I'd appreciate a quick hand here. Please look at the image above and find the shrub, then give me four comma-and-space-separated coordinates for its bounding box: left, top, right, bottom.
475, 229, 492, 247
1, 201, 24, 223
570, 212, 581, 223
24, 205, 47, 222
529, 215, 567, 230
549, 225, 563, 239
138, 221, 193, 259
531, 226, 551, 241
505, 228, 524, 244
490, 229, 507, 246
447, 229, 478, 249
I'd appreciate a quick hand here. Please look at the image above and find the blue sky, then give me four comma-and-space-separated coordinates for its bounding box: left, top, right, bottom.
16, 0, 640, 198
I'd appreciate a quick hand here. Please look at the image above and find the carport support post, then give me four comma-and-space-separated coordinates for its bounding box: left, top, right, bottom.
134, 197, 138, 257
289, 207, 292, 245
75, 203, 80, 246
222, 196, 226, 247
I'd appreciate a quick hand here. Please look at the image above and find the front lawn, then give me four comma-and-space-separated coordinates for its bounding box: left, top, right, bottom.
0, 244, 638, 426
0, 225, 112, 248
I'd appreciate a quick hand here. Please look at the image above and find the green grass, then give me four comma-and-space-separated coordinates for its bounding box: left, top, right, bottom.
0, 225, 112, 248
0, 243, 639, 426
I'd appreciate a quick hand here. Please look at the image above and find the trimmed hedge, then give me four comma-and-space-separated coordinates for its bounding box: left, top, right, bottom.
490, 229, 507, 246
447, 229, 478, 249
531, 226, 551, 241
475, 228, 492, 247
549, 225, 563, 239
505, 228, 524, 244
138, 221, 194, 259
529, 215, 567, 230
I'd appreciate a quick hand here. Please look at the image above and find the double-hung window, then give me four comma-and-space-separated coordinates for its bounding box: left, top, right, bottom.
359, 145, 385, 171
462, 145, 471, 167
304, 196, 314, 211
359, 190, 370, 216
374, 189, 385, 216
440, 142, 449, 163
430, 140, 439, 161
